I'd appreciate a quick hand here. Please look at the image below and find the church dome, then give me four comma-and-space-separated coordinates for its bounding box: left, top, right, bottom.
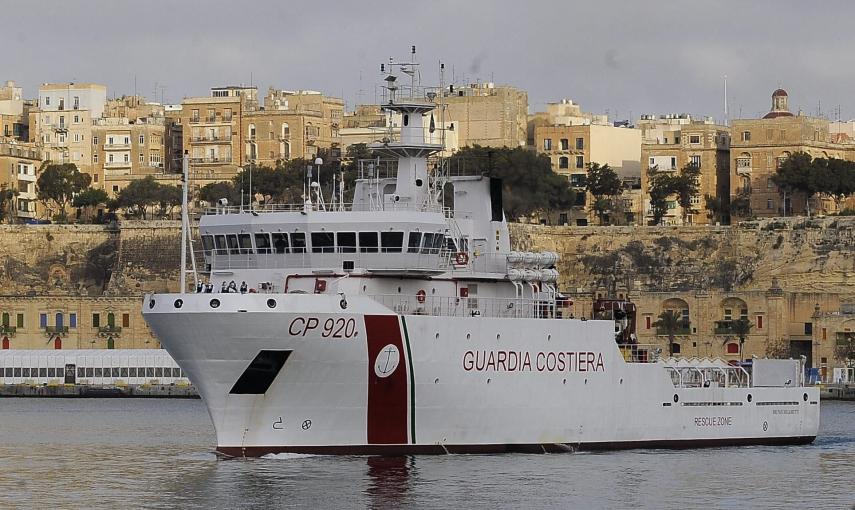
764, 88, 793, 119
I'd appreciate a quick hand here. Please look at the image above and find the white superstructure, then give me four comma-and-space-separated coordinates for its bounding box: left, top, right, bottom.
142, 51, 819, 457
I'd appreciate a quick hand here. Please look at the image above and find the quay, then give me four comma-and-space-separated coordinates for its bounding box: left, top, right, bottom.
821, 383, 855, 401
0, 382, 198, 398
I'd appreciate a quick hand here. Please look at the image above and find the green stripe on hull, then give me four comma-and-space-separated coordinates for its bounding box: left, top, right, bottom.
401, 316, 416, 444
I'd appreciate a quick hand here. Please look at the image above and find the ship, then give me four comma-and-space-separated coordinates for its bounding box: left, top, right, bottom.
142, 50, 819, 457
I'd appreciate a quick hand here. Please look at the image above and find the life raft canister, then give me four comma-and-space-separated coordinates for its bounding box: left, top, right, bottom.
455, 251, 469, 265
416, 289, 427, 303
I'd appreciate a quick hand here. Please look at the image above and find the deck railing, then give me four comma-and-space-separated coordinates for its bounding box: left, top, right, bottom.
369, 294, 560, 319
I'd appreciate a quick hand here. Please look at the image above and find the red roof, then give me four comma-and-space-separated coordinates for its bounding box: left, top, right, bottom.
772, 88, 788, 97
763, 111, 794, 119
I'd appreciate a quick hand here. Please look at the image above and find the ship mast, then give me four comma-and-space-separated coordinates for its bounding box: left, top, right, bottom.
369, 46, 443, 212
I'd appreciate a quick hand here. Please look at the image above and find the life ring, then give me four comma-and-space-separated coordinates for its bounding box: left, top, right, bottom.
455, 252, 469, 265
416, 289, 427, 303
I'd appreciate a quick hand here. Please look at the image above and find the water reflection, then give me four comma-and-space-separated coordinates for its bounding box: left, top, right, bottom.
365, 456, 415, 508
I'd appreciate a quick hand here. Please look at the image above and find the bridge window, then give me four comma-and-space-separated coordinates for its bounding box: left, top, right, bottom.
337, 232, 356, 253
359, 232, 379, 253
407, 232, 422, 253
381, 232, 404, 253
201, 235, 214, 256
254, 233, 271, 254
421, 233, 442, 254
214, 235, 227, 255
271, 233, 289, 254
238, 234, 253, 254
311, 232, 335, 253
227, 234, 240, 255
445, 236, 458, 252
291, 233, 306, 253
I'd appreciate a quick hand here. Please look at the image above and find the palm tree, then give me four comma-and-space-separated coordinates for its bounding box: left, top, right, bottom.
653, 310, 686, 357
731, 318, 753, 362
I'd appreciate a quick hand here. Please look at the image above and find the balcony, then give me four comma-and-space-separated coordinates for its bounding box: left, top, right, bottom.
98, 325, 122, 337
714, 320, 736, 335
17, 172, 36, 182
104, 160, 132, 168
104, 143, 131, 150
0, 325, 16, 336
190, 117, 201, 124
656, 324, 691, 336
191, 136, 224, 143
190, 157, 232, 165
45, 326, 69, 336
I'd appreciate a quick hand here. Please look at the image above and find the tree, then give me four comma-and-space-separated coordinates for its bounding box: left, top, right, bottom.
646, 166, 675, 225
447, 146, 575, 220
730, 188, 752, 219
730, 318, 753, 362
72, 188, 109, 223
704, 195, 726, 225
834, 336, 855, 369
653, 309, 685, 357
36, 163, 91, 222
673, 163, 701, 224
0, 185, 16, 223
199, 181, 239, 207
116, 176, 161, 219
585, 163, 623, 225
155, 184, 182, 218
773, 152, 820, 216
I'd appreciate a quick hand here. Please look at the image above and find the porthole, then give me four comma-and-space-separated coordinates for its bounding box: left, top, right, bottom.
210, 299, 220, 309
148, 299, 155, 309
173, 299, 183, 309
267, 299, 276, 309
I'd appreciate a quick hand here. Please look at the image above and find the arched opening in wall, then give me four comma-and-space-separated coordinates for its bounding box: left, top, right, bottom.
2, 337, 8, 349
55, 312, 64, 330
718, 297, 748, 335
661, 298, 690, 334
403, 115, 409, 127
248, 123, 256, 140
107, 312, 115, 328
54, 337, 62, 350
107, 337, 115, 350
726, 342, 739, 354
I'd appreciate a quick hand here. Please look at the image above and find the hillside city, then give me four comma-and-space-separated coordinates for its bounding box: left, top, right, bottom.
0, 78, 853, 380
3, 80, 855, 225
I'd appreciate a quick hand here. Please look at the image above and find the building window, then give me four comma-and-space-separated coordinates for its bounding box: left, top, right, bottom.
804, 322, 813, 335
124, 137, 130, 145
39, 313, 47, 329
139, 134, 145, 145
94, 174, 99, 183
92, 313, 100, 328
69, 313, 77, 329
645, 316, 651, 329
113, 185, 119, 193
559, 157, 569, 169
767, 199, 773, 210
139, 153, 144, 163
726, 343, 739, 354
757, 315, 763, 329
560, 138, 569, 150
575, 156, 584, 168
575, 137, 584, 150
74, 115, 80, 124
543, 138, 552, 151
670, 157, 677, 169
122, 313, 130, 328
124, 154, 130, 163
93, 136, 99, 145
93, 154, 99, 164
741, 131, 751, 142
689, 135, 700, 144
689, 155, 701, 167
44, 96, 50, 106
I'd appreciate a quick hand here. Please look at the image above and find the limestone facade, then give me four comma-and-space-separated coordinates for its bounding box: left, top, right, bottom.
92, 118, 166, 197
0, 139, 43, 219
730, 89, 855, 217
639, 117, 730, 225
179, 95, 245, 177
441, 83, 527, 148
535, 124, 641, 225
262, 89, 344, 160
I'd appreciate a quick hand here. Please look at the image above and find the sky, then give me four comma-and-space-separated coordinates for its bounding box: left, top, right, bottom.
6, 0, 855, 123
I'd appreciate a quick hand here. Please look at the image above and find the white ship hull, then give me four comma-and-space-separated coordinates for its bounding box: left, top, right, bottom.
143, 293, 819, 457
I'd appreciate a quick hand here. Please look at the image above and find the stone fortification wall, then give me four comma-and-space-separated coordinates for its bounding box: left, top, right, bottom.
0, 221, 181, 298
510, 217, 855, 299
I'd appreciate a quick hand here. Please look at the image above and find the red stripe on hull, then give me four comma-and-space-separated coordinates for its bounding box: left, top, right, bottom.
363, 315, 408, 445
217, 435, 817, 458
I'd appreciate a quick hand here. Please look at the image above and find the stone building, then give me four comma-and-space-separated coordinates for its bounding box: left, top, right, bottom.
730, 89, 854, 217
179, 92, 248, 177
28, 83, 107, 183
92, 117, 166, 198
639, 115, 730, 225
262, 88, 344, 161
441, 82, 527, 148
0, 80, 27, 140
534, 123, 641, 225
0, 139, 42, 220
